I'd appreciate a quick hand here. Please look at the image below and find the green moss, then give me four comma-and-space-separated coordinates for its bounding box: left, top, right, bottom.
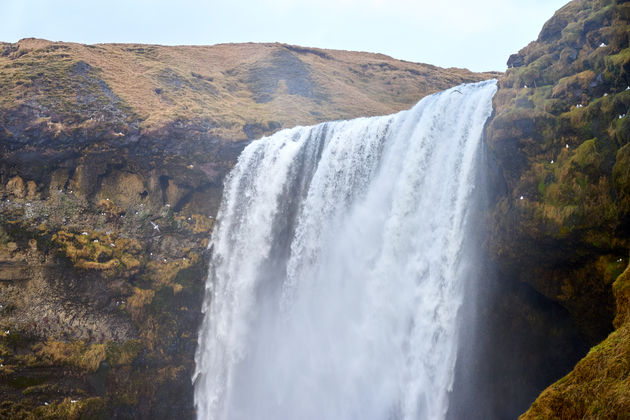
613, 144, 630, 210
52, 230, 142, 275
522, 264, 630, 419
490, 7, 630, 414
105, 340, 142, 367
572, 138, 598, 169
32, 397, 107, 420
22, 383, 60, 396
34, 340, 106, 372
607, 48, 630, 68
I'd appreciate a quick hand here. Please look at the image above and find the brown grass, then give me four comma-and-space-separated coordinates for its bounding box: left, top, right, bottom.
34, 339, 106, 372
1, 38, 496, 140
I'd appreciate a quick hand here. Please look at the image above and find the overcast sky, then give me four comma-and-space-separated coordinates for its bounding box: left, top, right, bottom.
1, 0, 569, 72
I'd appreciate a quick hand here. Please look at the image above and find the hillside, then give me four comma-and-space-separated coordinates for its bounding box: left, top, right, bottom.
0, 40, 494, 419
0, 38, 492, 143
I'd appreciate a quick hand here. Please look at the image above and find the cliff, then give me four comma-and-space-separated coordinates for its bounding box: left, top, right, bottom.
485, 0, 630, 417
0, 39, 494, 418
4, 1, 629, 417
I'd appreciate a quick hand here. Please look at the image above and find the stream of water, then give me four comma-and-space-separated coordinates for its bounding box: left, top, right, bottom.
194, 80, 497, 420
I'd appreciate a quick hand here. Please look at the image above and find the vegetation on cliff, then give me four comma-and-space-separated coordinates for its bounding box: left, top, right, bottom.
524, 264, 630, 418
0, 38, 494, 143
485, 0, 630, 417
489, 0, 630, 343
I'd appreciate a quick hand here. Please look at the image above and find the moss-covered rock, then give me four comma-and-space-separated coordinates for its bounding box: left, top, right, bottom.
486, 0, 630, 416
488, 0, 630, 344
521, 262, 630, 419
52, 229, 142, 274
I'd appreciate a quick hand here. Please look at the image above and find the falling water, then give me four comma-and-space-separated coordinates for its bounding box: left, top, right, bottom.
193, 80, 497, 420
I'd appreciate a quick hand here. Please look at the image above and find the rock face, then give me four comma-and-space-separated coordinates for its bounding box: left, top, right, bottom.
483, 0, 630, 417
0, 40, 494, 418
5, 2, 628, 416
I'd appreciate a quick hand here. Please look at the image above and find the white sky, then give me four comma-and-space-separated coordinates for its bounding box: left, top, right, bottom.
0, 0, 569, 72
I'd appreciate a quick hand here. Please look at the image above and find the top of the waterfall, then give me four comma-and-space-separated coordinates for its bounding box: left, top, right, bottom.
249, 79, 498, 143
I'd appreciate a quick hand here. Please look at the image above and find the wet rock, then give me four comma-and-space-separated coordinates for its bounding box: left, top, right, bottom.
6, 176, 26, 199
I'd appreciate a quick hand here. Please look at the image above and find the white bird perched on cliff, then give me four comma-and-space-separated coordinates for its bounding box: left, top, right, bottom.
600, 42, 607, 47
566, 144, 570, 148
150, 221, 160, 232
550, 160, 554, 164
520, 196, 524, 200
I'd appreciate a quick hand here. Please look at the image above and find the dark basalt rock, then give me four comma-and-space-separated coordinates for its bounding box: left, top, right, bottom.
507, 53, 525, 68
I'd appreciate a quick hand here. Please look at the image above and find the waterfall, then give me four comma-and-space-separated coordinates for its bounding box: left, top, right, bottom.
193, 80, 497, 420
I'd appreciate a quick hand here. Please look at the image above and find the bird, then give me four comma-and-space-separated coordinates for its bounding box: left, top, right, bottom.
452, 89, 463, 95
150, 221, 160, 232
